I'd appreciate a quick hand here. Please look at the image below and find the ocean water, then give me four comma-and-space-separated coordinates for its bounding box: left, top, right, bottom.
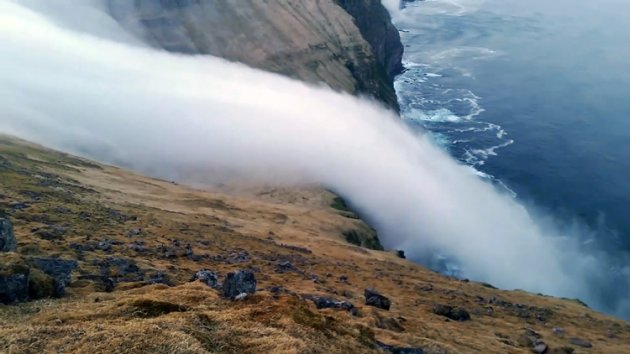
395, 0, 630, 255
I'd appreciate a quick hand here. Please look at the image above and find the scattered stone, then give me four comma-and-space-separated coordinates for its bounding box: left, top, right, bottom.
568, 338, 592, 348
308, 295, 355, 313
101, 276, 115, 292
374, 313, 405, 332
417, 283, 433, 292
432, 304, 471, 321
33, 226, 66, 241
127, 228, 142, 237
127, 241, 146, 253
148, 271, 171, 286
98, 257, 143, 283
276, 260, 299, 273
533, 341, 548, 354
227, 251, 250, 264
268, 286, 284, 294
0, 218, 17, 252
234, 293, 248, 301
339, 275, 349, 284
278, 243, 312, 254
97, 239, 112, 252
184, 243, 193, 258
489, 297, 553, 321
106, 209, 136, 223
552, 327, 566, 336
8, 202, 29, 210
54, 206, 71, 214
395, 250, 406, 259
365, 288, 391, 310
375, 340, 425, 354
222, 270, 256, 299
70, 242, 96, 253
191, 269, 220, 289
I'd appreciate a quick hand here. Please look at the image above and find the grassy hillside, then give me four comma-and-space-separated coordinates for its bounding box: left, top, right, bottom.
0, 136, 628, 353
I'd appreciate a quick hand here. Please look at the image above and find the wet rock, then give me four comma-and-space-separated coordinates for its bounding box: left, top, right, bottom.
0, 218, 17, 252
30, 257, 78, 296
222, 270, 256, 299
568, 338, 592, 348
191, 269, 220, 289
0, 253, 30, 304
432, 304, 471, 321
365, 288, 391, 310
375, 341, 425, 354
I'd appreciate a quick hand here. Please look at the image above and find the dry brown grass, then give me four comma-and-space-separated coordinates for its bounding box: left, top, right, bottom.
0, 135, 629, 353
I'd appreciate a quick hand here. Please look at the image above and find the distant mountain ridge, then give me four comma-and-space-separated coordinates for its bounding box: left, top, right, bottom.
105, 0, 403, 111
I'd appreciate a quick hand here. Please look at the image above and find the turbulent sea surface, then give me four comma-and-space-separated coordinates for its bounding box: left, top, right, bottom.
394, 0, 630, 313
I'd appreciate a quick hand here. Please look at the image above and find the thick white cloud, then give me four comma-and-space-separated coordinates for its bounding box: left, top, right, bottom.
1, 0, 628, 318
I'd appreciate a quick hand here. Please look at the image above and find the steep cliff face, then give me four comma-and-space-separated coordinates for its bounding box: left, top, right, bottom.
334, 0, 403, 78
105, 0, 402, 110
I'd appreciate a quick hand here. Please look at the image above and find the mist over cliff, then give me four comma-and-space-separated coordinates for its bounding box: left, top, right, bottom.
1, 0, 629, 318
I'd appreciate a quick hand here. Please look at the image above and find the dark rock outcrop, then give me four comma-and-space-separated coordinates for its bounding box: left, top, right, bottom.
191, 269, 220, 289
0, 254, 71, 303
0, 254, 29, 304
222, 270, 256, 299
365, 288, 391, 310
307, 295, 357, 315
30, 257, 78, 296
432, 304, 471, 321
0, 218, 17, 252
334, 0, 404, 104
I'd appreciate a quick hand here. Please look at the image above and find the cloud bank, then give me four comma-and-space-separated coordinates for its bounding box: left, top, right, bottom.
1, 0, 628, 318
